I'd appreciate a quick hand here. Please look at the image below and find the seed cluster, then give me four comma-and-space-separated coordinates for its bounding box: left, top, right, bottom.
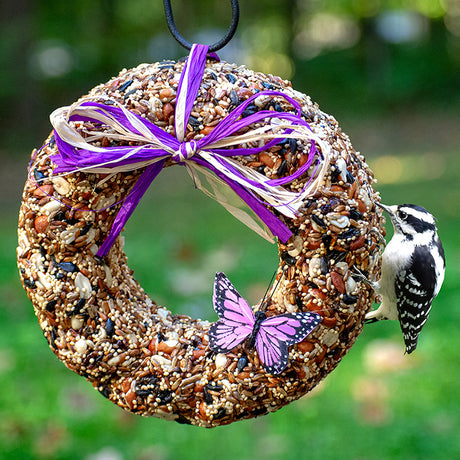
17, 57, 385, 427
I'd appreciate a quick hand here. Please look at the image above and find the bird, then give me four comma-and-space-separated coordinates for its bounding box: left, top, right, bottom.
364, 203, 445, 353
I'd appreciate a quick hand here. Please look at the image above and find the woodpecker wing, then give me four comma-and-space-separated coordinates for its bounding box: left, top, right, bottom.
396, 245, 439, 354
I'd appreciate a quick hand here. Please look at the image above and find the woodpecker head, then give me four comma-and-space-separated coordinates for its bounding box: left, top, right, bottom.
376, 203, 437, 238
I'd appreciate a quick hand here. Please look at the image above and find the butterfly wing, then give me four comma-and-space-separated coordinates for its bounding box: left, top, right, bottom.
209, 272, 255, 353
255, 312, 322, 374
255, 326, 289, 375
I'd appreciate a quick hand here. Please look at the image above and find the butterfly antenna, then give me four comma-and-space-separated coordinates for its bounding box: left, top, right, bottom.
259, 268, 286, 313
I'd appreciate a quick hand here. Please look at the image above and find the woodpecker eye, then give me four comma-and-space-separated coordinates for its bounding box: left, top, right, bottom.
398, 210, 407, 219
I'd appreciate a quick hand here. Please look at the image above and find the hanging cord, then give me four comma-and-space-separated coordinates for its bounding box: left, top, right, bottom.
163, 0, 239, 52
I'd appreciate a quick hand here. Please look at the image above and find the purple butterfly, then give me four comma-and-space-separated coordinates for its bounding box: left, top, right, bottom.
209, 272, 322, 375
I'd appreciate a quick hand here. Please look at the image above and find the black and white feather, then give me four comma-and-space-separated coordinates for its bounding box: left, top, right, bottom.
365, 203, 445, 353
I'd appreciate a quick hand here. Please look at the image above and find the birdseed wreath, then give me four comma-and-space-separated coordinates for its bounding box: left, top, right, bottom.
17, 44, 384, 427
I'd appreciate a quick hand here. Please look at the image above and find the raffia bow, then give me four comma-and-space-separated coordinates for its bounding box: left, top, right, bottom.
49, 44, 331, 257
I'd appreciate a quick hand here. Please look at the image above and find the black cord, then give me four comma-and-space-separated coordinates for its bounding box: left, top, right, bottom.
163, 0, 239, 52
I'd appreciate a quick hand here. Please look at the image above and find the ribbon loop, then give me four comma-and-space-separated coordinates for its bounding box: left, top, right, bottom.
173, 140, 199, 163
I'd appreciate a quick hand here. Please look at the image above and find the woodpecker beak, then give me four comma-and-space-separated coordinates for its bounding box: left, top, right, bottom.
376, 202, 395, 216
376, 202, 399, 226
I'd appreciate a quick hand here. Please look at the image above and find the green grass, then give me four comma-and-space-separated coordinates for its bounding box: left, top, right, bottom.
1, 146, 459, 460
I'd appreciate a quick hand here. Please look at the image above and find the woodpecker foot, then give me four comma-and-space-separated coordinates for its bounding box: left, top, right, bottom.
369, 228, 386, 248
353, 267, 379, 291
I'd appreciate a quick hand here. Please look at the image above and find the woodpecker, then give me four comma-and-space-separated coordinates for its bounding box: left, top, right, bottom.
365, 203, 445, 353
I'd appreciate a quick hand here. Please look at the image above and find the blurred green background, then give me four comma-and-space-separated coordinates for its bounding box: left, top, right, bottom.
1, 0, 459, 459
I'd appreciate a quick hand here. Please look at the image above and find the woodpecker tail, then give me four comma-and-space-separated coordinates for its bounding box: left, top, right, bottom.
403, 333, 419, 354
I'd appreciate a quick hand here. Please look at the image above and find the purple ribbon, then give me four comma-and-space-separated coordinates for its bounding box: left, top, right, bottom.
51, 44, 320, 257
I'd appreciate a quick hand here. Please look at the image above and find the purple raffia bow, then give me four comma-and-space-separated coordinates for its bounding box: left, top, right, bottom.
50, 44, 327, 257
